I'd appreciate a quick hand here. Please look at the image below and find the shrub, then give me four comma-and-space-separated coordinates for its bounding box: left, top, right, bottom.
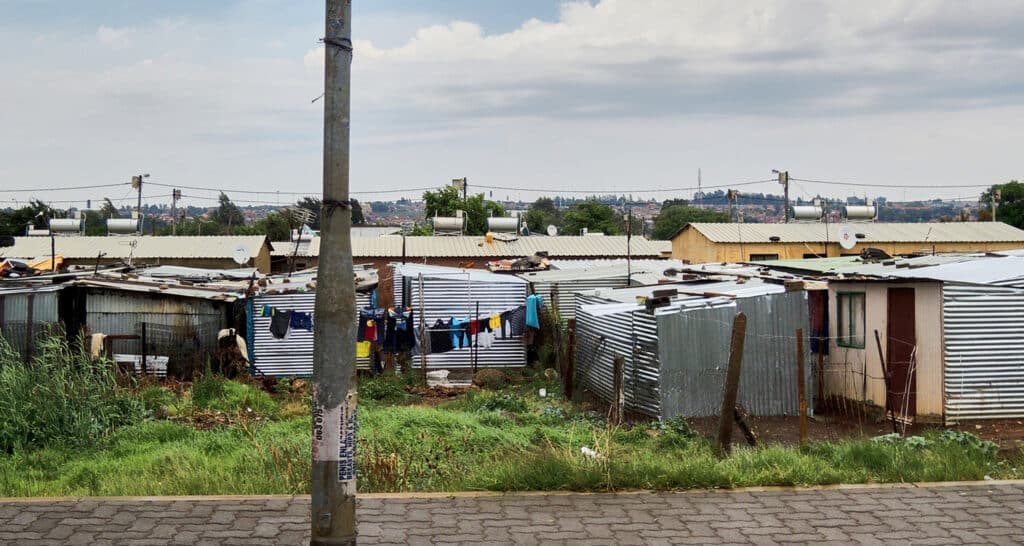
0, 336, 143, 452
191, 374, 278, 417
473, 368, 507, 389
360, 374, 408, 403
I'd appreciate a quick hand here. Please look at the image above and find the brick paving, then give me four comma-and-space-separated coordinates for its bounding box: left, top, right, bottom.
1, 481, 1023, 545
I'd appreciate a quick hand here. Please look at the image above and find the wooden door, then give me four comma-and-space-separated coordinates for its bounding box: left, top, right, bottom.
886, 288, 916, 418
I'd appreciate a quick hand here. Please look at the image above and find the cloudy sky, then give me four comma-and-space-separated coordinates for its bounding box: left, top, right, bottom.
1, 0, 1022, 209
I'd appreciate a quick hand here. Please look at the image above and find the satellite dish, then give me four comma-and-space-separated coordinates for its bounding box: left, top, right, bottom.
232, 246, 250, 265
546, 225, 558, 236
837, 225, 857, 250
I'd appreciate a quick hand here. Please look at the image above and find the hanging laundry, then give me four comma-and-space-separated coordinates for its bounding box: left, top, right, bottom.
270, 309, 292, 339
370, 288, 378, 309
429, 319, 455, 353
508, 306, 527, 336
364, 319, 377, 342
476, 328, 495, 349
526, 294, 544, 329
401, 310, 417, 351
290, 311, 313, 332
356, 341, 371, 358
451, 318, 471, 349
489, 313, 501, 331
260, 305, 273, 318
383, 311, 399, 353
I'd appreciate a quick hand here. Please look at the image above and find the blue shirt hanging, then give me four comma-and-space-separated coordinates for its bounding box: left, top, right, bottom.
526, 294, 544, 329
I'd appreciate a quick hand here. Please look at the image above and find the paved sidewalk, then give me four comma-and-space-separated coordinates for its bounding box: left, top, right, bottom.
1, 481, 1024, 545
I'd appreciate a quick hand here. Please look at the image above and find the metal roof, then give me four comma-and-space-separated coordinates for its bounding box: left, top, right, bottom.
0, 236, 271, 260
548, 259, 685, 271
682, 222, 1024, 244
762, 253, 1024, 287
393, 263, 528, 284
69, 278, 243, 302
351, 226, 402, 237
305, 235, 668, 258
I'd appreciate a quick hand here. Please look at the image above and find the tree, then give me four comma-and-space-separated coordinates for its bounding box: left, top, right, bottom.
651, 204, 730, 240
660, 198, 689, 211
562, 201, 621, 235
981, 181, 1024, 228
0, 200, 60, 237
251, 211, 293, 241
100, 198, 120, 219
523, 197, 561, 233
421, 185, 505, 236
211, 193, 247, 233
350, 198, 365, 226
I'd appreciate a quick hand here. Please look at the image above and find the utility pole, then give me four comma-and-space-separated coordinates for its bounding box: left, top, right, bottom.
992, 188, 1001, 222
171, 189, 181, 235
697, 168, 702, 209
727, 189, 739, 223
311, 1, 356, 545
131, 173, 149, 234
453, 177, 468, 202
774, 169, 789, 223
625, 207, 632, 284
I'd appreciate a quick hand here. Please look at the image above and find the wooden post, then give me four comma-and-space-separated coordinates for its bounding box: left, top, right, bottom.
563, 319, 576, 399
611, 355, 625, 425
140, 322, 148, 376
716, 312, 747, 457
796, 328, 807, 446
874, 329, 899, 434
418, 273, 427, 381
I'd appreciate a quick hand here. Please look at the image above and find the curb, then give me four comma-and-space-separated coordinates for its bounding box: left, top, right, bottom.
1, 479, 1022, 503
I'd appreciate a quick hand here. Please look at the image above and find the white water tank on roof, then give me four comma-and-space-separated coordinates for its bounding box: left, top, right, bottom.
49, 218, 83, 234
792, 205, 823, 220
432, 216, 465, 233
844, 205, 877, 220
107, 218, 139, 234
487, 217, 519, 233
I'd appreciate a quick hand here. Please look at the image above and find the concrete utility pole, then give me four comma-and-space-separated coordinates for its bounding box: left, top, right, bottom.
131, 173, 149, 234
171, 189, 181, 235
992, 188, 1001, 222
774, 169, 789, 223
311, 1, 357, 545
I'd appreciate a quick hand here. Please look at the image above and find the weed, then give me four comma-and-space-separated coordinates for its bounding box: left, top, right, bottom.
0, 335, 143, 452
360, 374, 408, 403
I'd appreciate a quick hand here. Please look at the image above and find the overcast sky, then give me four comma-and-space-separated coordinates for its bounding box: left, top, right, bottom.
1, 0, 1022, 209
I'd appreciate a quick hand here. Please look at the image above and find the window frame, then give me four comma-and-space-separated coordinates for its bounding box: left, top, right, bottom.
836, 291, 866, 349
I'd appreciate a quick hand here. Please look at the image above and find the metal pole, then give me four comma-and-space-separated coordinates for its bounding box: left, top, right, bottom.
141, 322, 148, 376
50, 232, 56, 272
795, 328, 806, 446
626, 208, 632, 284
311, 1, 356, 544
419, 273, 426, 380
136, 175, 143, 233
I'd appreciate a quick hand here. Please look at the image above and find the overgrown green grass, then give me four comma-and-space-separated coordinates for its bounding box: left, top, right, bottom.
0, 349, 1019, 496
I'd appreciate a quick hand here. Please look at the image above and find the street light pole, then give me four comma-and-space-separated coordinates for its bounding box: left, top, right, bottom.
311, 1, 357, 545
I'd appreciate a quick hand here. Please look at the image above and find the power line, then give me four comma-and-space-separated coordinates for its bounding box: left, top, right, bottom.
791, 177, 992, 189
146, 181, 438, 196
0, 182, 129, 193
473, 179, 776, 194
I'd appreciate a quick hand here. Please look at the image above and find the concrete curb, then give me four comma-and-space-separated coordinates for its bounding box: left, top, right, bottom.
1, 478, 1021, 504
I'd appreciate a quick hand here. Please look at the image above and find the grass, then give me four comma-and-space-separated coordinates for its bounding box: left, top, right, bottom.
0, 354, 1020, 496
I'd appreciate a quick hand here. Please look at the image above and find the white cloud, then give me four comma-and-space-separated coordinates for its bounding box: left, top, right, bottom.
95, 25, 136, 48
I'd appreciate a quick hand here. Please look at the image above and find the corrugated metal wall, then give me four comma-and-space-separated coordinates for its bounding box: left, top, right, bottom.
658, 291, 812, 418
944, 284, 1024, 421
0, 288, 61, 358
575, 294, 662, 416
250, 290, 372, 377
84, 289, 228, 373
526, 276, 630, 320
574, 290, 812, 419
394, 265, 527, 370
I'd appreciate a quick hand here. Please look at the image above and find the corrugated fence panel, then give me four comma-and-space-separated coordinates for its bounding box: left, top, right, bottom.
85, 291, 224, 336
657, 291, 811, 418
250, 291, 372, 377
529, 277, 629, 320
944, 284, 1024, 421
574, 294, 661, 417
393, 266, 527, 370
0, 290, 60, 324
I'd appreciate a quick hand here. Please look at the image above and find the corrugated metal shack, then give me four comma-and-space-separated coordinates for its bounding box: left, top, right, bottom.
574, 279, 813, 419
394, 263, 528, 370
517, 260, 685, 320
0, 285, 61, 358
64, 278, 239, 376
249, 289, 373, 377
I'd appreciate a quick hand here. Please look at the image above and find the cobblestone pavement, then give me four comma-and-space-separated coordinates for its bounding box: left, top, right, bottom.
1, 481, 1024, 545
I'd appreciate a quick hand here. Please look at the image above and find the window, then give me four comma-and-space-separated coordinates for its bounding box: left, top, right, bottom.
748, 253, 779, 261
836, 292, 866, 348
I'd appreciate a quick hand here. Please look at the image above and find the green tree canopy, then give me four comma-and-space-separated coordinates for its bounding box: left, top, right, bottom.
0, 200, 61, 237
651, 204, 729, 240
562, 201, 621, 235
422, 185, 505, 236
210, 193, 247, 233
523, 197, 562, 233
981, 181, 1024, 228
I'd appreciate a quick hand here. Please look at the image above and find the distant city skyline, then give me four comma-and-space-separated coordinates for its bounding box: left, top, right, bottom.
1, 1, 1021, 207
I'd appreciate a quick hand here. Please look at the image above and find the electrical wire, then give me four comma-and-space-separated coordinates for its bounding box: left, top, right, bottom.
791, 177, 992, 189
0, 182, 129, 193
146, 181, 438, 196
